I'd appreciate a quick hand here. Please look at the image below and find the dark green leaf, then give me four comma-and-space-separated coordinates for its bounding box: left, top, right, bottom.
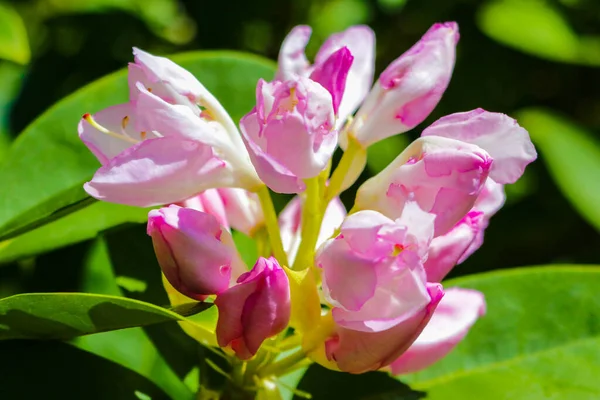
295, 364, 424, 400
0, 291, 211, 340
0, 340, 170, 399
404, 266, 600, 399
516, 108, 600, 232
0, 51, 275, 254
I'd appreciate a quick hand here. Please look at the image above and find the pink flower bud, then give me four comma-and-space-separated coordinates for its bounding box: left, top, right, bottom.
215, 257, 291, 360
240, 77, 337, 193
179, 189, 229, 230
355, 136, 492, 236
147, 205, 246, 299
349, 22, 459, 147
316, 209, 435, 333
277, 25, 375, 125
389, 288, 485, 374
325, 283, 443, 374
421, 109, 537, 184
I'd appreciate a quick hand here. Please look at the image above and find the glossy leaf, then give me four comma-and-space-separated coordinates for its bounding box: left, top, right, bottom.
0, 2, 30, 64
0, 340, 172, 399
0, 291, 212, 340
516, 108, 600, 232
73, 238, 194, 400
477, 0, 600, 65
0, 51, 275, 249
403, 266, 600, 399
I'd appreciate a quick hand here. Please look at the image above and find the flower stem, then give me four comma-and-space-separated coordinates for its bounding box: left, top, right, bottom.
292, 177, 322, 271
258, 347, 309, 378
324, 137, 363, 204
256, 185, 289, 267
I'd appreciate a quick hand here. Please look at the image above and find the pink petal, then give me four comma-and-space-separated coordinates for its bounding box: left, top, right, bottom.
389, 287, 485, 374
310, 46, 353, 116
326, 283, 443, 374
84, 136, 227, 207
315, 25, 376, 124
276, 25, 312, 80
422, 109, 537, 184
473, 178, 505, 218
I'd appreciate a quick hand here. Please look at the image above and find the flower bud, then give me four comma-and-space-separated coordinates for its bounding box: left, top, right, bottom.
240, 77, 337, 193
215, 257, 291, 359
147, 205, 246, 299
347, 22, 458, 147
389, 288, 485, 374
355, 136, 492, 236
217, 188, 264, 237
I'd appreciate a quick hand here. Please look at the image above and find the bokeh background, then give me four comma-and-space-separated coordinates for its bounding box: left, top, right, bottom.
1, 0, 599, 290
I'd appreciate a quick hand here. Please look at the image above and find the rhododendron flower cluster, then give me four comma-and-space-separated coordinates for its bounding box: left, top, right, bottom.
79, 21, 536, 393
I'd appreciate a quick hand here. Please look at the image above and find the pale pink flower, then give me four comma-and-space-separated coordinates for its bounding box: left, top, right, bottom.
147, 205, 246, 299
240, 77, 337, 193
324, 284, 443, 374
215, 257, 291, 360
316, 207, 435, 332
355, 136, 492, 236
389, 288, 486, 374
80, 49, 261, 207
217, 188, 264, 236
277, 25, 375, 125
346, 22, 458, 147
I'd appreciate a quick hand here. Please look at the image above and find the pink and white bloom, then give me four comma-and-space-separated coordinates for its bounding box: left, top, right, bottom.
279, 196, 347, 264
277, 25, 375, 125
147, 205, 246, 299
316, 207, 435, 332
215, 257, 291, 360
355, 136, 492, 236
324, 284, 443, 374
346, 22, 458, 148
240, 77, 337, 193
80, 48, 261, 207
179, 189, 229, 229
389, 288, 486, 374
421, 109, 537, 184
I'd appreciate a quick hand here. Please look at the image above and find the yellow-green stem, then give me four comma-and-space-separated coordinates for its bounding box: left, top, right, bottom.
258, 347, 308, 378
256, 185, 289, 267
324, 137, 363, 204
292, 177, 322, 271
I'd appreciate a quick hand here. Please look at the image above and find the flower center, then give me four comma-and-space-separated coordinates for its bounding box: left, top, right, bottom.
83, 113, 142, 144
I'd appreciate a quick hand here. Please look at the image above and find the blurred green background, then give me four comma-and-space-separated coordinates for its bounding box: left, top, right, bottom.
1, 0, 599, 288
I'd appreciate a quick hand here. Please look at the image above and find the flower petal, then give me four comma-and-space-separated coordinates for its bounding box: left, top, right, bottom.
276, 25, 312, 80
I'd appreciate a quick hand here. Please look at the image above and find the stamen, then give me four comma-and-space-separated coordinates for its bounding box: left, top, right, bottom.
140, 131, 147, 140
83, 113, 139, 144
121, 115, 129, 130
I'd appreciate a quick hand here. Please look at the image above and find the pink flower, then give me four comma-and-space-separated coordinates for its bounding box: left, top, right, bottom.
347, 22, 458, 147
389, 288, 486, 374
80, 49, 261, 207
179, 189, 229, 229
240, 77, 337, 193
316, 207, 435, 332
215, 257, 291, 360
279, 196, 347, 264
147, 205, 246, 299
421, 109, 537, 184
277, 25, 375, 124
355, 136, 492, 236
324, 284, 443, 374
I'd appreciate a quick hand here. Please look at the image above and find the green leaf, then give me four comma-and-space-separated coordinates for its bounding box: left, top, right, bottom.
73, 238, 193, 400
0, 340, 171, 399
295, 364, 424, 399
0, 291, 212, 340
0, 2, 30, 65
515, 108, 600, 232
477, 0, 600, 65
0, 51, 275, 250
404, 266, 600, 399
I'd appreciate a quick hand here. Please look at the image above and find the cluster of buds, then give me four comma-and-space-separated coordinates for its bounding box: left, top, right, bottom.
79, 21, 536, 387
